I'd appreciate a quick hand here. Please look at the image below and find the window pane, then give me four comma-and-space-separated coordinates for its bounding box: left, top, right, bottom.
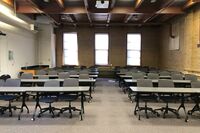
127, 50, 140, 58
127, 33, 141, 66
95, 50, 108, 65
63, 33, 78, 65
95, 34, 108, 50
95, 33, 109, 65
127, 58, 140, 66
127, 34, 141, 50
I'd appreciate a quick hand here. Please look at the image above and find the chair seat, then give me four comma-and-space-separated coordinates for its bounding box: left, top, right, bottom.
0, 95, 18, 101
39, 96, 57, 103
59, 94, 78, 101
139, 94, 157, 102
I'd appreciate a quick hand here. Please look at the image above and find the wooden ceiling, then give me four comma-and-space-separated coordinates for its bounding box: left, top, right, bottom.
5, 0, 200, 26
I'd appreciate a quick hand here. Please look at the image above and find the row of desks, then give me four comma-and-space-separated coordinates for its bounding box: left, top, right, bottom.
33, 74, 98, 79
0, 86, 90, 121
130, 86, 200, 122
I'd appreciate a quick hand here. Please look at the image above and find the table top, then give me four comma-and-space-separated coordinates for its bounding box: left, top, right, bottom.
21, 78, 96, 83
33, 74, 98, 78
130, 87, 200, 94
0, 86, 89, 92
124, 79, 191, 84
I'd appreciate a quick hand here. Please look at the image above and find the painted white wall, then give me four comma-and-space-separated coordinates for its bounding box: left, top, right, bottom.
0, 22, 36, 78
37, 24, 56, 68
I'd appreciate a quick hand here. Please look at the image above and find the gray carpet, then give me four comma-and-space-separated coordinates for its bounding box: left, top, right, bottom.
0, 78, 200, 133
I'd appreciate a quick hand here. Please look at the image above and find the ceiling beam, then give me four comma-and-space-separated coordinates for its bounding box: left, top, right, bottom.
107, 0, 116, 24
25, 0, 60, 25
62, 22, 162, 27
183, 0, 200, 9
2, 0, 14, 7
135, 0, 144, 9
55, 0, 64, 8
158, 7, 184, 14
124, 15, 133, 23
124, 0, 144, 23
83, 0, 92, 23
16, 5, 185, 15
143, 0, 177, 23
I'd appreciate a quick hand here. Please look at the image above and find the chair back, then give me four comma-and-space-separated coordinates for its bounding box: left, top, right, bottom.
36, 70, 47, 75
159, 71, 170, 76
137, 79, 152, 87
44, 80, 60, 87
158, 79, 174, 87
79, 70, 89, 74
171, 74, 183, 80
191, 81, 200, 88
0, 80, 5, 86
58, 72, 69, 79
132, 72, 144, 79
20, 73, 33, 79
125, 71, 132, 76
69, 70, 78, 75
147, 73, 159, 79
185, 74, 197, 81
48, 70, 57, 75
4, 79, 21, 87
79, 74, 90, 79
63, 79, 79, 87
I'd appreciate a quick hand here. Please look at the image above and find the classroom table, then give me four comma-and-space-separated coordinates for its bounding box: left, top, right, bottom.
130, 86, 200, 122
0, 86, 89, 121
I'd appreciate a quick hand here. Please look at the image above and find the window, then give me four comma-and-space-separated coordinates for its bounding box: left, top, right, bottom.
127, 33, 141, 66
95, 33, 109, 65
63, 33, 78, 65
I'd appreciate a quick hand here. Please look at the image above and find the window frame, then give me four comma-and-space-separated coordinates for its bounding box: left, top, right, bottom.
126, 33, 142, 66
63, 32, 79, 65
94, 33, 109, 66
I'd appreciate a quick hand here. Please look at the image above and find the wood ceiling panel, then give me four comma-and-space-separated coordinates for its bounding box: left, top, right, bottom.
15, 0, 200, 26
74, 14, 89, 22
91, 13, 108, 22
110, 14, 125, 22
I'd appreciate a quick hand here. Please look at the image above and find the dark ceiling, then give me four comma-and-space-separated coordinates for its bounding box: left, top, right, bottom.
13, 0, 200, 27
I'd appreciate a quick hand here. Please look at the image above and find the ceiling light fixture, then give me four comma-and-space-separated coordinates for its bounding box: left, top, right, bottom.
95, 0, 109, 9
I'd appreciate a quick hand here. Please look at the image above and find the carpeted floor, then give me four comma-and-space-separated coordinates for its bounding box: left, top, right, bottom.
0, 78, 200, 133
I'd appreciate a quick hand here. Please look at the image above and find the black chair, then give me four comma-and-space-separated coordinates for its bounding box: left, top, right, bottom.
188, 81, 200, 115
135, 79, 159, 120
0, 79, 21, 116
37, 80, 61, 118
156, 79, 180, 118
58, 78, 81, 118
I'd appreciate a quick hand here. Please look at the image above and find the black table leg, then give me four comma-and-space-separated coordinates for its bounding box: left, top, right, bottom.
177, 93, 188, 122
18, 92, 29, 120
32, 92, 41, 121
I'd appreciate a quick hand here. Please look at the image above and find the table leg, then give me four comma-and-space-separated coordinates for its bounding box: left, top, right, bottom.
81, 92, 84, 120
18, 92, 29, 120
32, 92, 40, 121
177, 93, 188, 122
